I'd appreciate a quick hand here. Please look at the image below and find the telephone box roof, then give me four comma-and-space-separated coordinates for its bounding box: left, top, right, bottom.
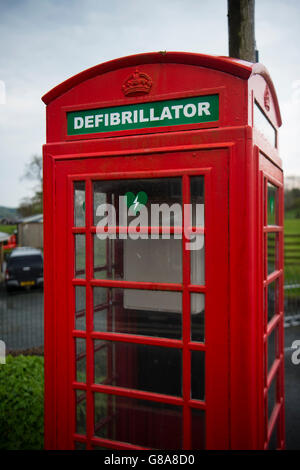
42, 51, 281, 126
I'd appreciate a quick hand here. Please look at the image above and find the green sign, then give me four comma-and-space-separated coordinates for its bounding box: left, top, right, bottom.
67, 95, 219, 135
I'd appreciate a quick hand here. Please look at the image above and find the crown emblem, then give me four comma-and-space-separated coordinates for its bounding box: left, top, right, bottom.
264, 85, 270, 111
122, 69, 152, 96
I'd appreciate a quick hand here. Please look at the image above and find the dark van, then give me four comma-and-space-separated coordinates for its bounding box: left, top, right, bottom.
5, 247, 43, 292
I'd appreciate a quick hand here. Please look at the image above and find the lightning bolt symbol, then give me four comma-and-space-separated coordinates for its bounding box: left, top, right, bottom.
133, 195, 139, 212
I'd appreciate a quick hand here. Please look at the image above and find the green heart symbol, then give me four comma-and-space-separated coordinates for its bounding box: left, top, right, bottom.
125, 191, 148, 213
269, 196, 274, 215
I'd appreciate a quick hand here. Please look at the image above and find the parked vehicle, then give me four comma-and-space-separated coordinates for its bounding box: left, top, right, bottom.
3, 233, 17, 251
5, 247, 43, 292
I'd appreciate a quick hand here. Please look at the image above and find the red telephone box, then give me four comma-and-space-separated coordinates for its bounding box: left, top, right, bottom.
42, 52, 284, 450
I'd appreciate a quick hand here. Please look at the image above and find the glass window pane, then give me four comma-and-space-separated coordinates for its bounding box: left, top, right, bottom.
268, 419, 278, 450
76, 390, 86, 435
124, 237, 182, 284
93, 235, 110, 278
191, 293, 205, 343
75, 286, 86, 331
190, 235, 205, 285
94, 394, 182, 449
268, 327, 278, 372
263, 287, 267, 331
254, 103, 277, 148
263, 341, 267, 386
267, 182, 278, 226
93, 287, 182, 339
94, 393, 113, 439
76, 338, 86, 383
94, 340, 182, 397
74, 181, 85, 227
268, 375, 277, 420
75, 234, 85, 279
267, 233, 277, 275
191, 408, 205, 450
74, 441, 86, 450
93, 235, 182, 283
268, 280, 278, 323
191, 350, 205, 401
93, 178, 182, 226
190, 176, 204, 227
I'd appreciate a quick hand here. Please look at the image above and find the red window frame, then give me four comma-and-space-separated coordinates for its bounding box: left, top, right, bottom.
47, 147, 230, 450
260, 167, 285, 450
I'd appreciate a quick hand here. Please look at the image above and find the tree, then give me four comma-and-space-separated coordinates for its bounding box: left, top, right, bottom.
22, 154, 42, 184
228, 0, 256, 62
285, 188, 300, 218
18, 155, 43, 217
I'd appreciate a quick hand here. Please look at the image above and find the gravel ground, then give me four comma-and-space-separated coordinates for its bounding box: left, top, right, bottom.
0, 285, 44, 351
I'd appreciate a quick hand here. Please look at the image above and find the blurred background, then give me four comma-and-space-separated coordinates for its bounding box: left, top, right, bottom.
0, 0, 299, 450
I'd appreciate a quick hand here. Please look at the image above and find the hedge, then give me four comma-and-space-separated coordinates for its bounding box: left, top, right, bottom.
0, 355, 44, 450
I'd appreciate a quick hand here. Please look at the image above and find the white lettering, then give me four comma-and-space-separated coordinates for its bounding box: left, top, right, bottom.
104, 455, 139, 467
72, 97, 215, 133
160, 106, 172, 120
0, 340, 5, 364
184, 203, 205, 250
171, 104, 183, 118
149, 108, 160, 121
96, 204, 116, 239
151, 203, 182, 239
291, 340, 300, 365
183, 103, 197, 118
198, 102, 211, 116
85, 115, 94, 128
95, 114, 103, 127
74, 117, 84, 129
110, 112, 120, 126
122, 111, 133, 124
128, 205, 148, 240
139, 109, 149, 122
118, 196, 128, 239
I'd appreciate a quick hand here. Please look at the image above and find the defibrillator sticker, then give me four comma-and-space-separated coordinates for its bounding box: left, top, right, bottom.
67, 94, 219, 135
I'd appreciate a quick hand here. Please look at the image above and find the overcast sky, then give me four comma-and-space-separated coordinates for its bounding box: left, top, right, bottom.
0, 0, 300, 207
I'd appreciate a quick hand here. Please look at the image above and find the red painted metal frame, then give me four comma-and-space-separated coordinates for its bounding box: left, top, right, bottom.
43, 51, 284, 450
259, 152, 285, 450
71, 154, 227, 450
45, 146, 230, 450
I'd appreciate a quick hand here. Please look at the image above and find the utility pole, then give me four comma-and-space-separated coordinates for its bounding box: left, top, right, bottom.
228, 0, 256, 62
